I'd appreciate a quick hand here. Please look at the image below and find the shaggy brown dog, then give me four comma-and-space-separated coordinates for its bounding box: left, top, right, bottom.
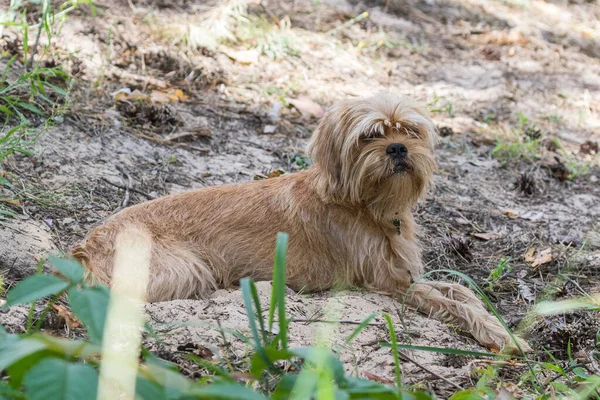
72, 92, 530, 353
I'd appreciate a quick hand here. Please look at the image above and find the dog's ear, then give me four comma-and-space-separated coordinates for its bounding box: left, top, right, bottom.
306, 108, 343, 181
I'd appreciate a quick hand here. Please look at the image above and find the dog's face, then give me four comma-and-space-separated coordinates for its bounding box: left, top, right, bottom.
307, 92, 438, 218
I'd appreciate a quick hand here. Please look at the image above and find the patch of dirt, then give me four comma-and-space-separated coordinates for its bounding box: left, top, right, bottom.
0, 220, 55, 281
145, 281, 482, 390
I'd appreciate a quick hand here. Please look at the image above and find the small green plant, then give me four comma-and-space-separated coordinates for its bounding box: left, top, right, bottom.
545, 114, 562, 124
485, 257, 512, 290
492, 138, 542, 162
427, 93, 453, 118
237, 16, 299, 60
550, 138, 597, 180
291, 152, 311, 170
492, 114, 544, 162
0, 1, 89, 220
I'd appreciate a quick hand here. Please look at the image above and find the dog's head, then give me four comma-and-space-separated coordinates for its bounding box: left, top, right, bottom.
307, 92, 437, 219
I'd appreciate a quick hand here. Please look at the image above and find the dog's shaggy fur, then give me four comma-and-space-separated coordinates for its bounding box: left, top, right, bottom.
72, 92, 530, 353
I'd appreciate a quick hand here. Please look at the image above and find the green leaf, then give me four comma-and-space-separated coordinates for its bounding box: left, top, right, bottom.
49, 256, 84, 283
14, 101, 42, 116
342, 376, 399, 400
5, 274, 69, 307
44, 82, 67, 96
68, 286, 109, 344
0, 380, 27, 399
345, 313, 376, 345
272, 374, 302, 400
448, 389, 488, 400
186, 355, 235, 381
0, 334, 101, 371
378, 343, 511, 359
135, 377, 168, 400
290, 348, 346, 386
0, 336, 46, 370
6, 351, 56, 390
22, 358, 98, 400
250, 348, 294, 378
139, 363, 192, 399
189, 382, 268, 400
0, 105, 14, 116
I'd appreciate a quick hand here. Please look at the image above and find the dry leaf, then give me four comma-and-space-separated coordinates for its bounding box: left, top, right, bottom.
151, 89, 189, 104
520, 211, 544, 221
165, 127, 211, 142
472, 232, 502, 241
263, 124, 277, 134
52, 304, 81, 329
287, 96, 324, 119
176, 343, 214, 359
525, 247, 552, 269
222, 49, 259, 65
501, 208, 519, 219
362, 371, 395, 385
517, 278, 536, 303
0, 198, 20, 206
113, 88, 150, 102
267, 169, 285, 179
524, 247, 536, 263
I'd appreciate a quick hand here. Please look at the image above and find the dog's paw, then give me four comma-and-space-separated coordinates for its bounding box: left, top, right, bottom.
477, 327, 532, 355
501, 336, 533, 355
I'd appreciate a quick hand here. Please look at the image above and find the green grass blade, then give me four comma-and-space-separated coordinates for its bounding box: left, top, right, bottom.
186, 355, 236, 382
248, 280, 268, 347
240, 278, 270, 369
535, 297, 600, 315
382, 313, 402, 391
345, 313, 376, 345
379, 342, 514, 359
269, 232, 289, 349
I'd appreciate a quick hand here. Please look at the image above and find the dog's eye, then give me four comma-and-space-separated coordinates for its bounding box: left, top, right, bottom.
403, 126, 421, 139
362, 131, 384, 141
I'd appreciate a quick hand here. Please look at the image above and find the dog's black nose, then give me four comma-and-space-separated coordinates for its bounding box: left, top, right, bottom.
386, 143, 408, 159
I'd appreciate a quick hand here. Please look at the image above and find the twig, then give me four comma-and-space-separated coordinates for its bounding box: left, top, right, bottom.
116, 166, 133, 208
467, 359, 525, 367
26, 2, 48, 72
400, 351, 463, 390
327, 11, 369, 35
260, 1, 279, 25
287, 318, 385, 326
110, 67, 168, 88
100, 177, 156, 200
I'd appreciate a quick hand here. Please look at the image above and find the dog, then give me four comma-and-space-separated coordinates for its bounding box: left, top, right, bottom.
72, 92, 531, 353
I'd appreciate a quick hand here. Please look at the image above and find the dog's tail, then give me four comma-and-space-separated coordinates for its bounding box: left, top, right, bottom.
70, 226, 117, 288
71, 224, 219, 302
71, 243, 96, 284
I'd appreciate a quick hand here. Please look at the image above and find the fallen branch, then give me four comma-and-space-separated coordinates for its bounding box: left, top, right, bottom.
101, 177, 155, 200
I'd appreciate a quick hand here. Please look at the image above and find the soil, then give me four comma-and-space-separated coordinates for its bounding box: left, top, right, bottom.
1, 0, 599, 395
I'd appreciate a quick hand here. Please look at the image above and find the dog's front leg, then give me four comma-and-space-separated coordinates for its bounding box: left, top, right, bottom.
403, 282, 531, 353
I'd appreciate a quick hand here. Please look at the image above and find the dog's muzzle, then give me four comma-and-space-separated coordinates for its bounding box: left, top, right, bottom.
386, 143, 411, 173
